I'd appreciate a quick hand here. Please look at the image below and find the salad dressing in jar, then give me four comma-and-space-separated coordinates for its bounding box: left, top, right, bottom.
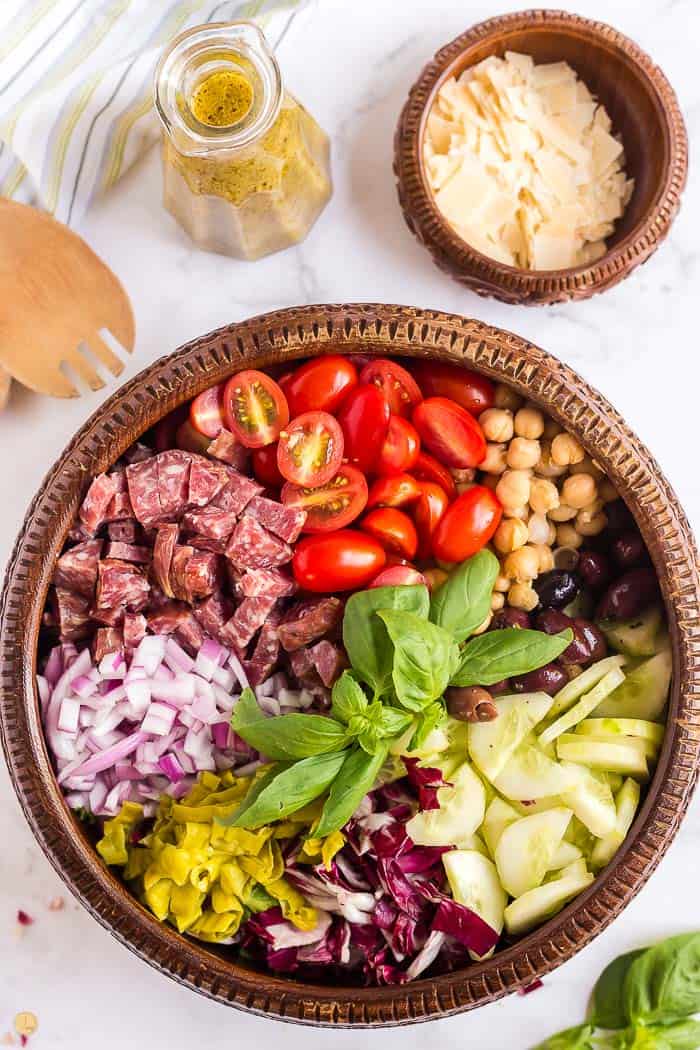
154, 22, 332, 260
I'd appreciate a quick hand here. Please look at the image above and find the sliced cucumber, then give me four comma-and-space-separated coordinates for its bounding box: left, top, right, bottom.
592, 649, 671, 722
599, 605, 662, 657
549, 841, 583, 870
443, 850, 507, 958
575, 718, 665, 745
549, 655, 627, 719
511, 795, 564, 816
538, 667, 626, 746
391, 725, 450, 758
504, 867, 594, 936
495, 807, 572, 897
493, 742, 577, 800
605, 772, 624, 793
406, 761, 485, 847
564, 815, 595, 857
591, 778, 641, 871
481, 798, 520, 857
453, 832, 490, 856
558, 858, 589, 880
468, 692, 553, 782
560, 761, 617, 837
563, 591, 594, 619
556, 734, 648, 779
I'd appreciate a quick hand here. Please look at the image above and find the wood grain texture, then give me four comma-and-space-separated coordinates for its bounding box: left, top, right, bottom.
394, 10, 688, 305
1, 303, 699, 1026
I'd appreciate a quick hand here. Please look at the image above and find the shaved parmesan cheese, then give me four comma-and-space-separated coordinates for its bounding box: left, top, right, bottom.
423, 52, 633, 270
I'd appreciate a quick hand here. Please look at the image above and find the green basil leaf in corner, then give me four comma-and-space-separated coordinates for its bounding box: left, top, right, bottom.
330, 671, 368, 725
231, 688, 347, 760
378, 609, 460, 712
592, 948, 646, 1029
531, 1023, 594, 1050
231, 750, 348, 829
313, 745, 388, 839
451, 628, 573, 687
343, 584, 430, 698
409, 700, 445, 751
430, 549, 500, 642
624, 932, 700, 1027
639, 1019, 700, 1049
376, 705, 413, 739
216, 762, 286, 827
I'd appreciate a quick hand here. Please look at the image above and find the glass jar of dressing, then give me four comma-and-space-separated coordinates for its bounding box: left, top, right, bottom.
154, 22, 332, 260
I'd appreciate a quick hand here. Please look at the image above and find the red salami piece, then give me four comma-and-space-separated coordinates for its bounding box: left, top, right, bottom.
54, 539, 102, 597
193, 591, 234, 643
238, 567, 296, 598
124, 442, 153, 464
123, 612, 147, 649
213, 469, 262, 516
108, 469, 128, 493
246, 496, 306, 543
95, 560, 150, 612
246, 609, 283, 686
309, 640, 347, 688
175, 610, 205, 653
66, 523, 93, 545
104, 542, 151, 563
188, 456, 229, 508
207, 429, 248, 469
288, 647, 320, 687
79, 473, 118, 534
226, 516, 292, 571
126, 458, 162, 528
54, 588, 92, 641
182, 507, 237, 541
147, 602, 186, 636
169, 545, 195, 602
156, 450, 192, 521
90, 604, 125, 627
153, 523, 179, 597
103, 491, 134, 523
188, 534, 228, 554
278, 598, 343, 652
221, 594, 277, 651
93, 627, 124, 662
184, 551, 219, 601
107, 520, 139, 543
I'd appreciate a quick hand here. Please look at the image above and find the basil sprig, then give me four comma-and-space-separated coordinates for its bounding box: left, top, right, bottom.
231, 688, 348, 760
451, 627, 573, 687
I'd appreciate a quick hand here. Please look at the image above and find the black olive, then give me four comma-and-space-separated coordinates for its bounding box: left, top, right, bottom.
577, 550, 610, 590
612, 532, 648, 570
597, 568, 660, 620
511, 663, 568, 695
492, 607, 531, 630
533, 570, 580, 609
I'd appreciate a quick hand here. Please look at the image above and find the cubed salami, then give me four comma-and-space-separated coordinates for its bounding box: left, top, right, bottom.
188, 534, 228, 554
226, 516, 292, 571
66, 523, 92, 545
152, 523, 178, 597
278, 598, 343, 652
54, 588, 92, 641
103, 491, 134, 523
124, 442, 154, 464
169, 545, 195, 602
288, 647, 319, 687
79, 473, 118, 534
193, 591, 234, 643
221, 595, 277, 651
95, 560, 150, 612
104, 542, 151, 563
53, 539, 102, 597
126, 458, 162, 528
90, 604, 125, 628
238, 567, 296, 598
207, 429, 248, 470
309, 640, 347, 687
108, 468, 128, 493
187, 456, 229, 508
175, 610, 205, 653
146, 601, 186, 636
246, 611, 283, 687
107, 520, 140, 543
156, 450, 192, 520
213, 470, 262, 516
93, 627, 124, 662
245, 496, 306, 543
123, 612, 147, 649
184, 551, 219, 601
182, 507, 237, 541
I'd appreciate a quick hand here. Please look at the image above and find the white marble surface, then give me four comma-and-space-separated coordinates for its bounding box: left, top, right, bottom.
2, 0, 700, 1045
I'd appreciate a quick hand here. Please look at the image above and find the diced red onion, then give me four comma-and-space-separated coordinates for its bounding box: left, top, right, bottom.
158, 753, 185, 783
164, 637, 194, 674
212, 665, 235, 691
141, 702, 177, 736
58, 697, 81, 734
133, 636, 165, 676
44, 647, 63, 686
99, 650, 126, 679
227, 650, 249, 690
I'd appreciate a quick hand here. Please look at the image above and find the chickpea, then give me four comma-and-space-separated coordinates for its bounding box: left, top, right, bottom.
507, 437, 541, 470
551, 432, 585, 467
527, 512, 551, 545
494, 573, 510, 593
599, 479, 618, 503
535, 441, 568, 479
532, 544, 555, 572
561, 473, 598, 510
471, 612, 493, 635
556, 523, 583, 549
493, 518, 529, 554
543, 418, 561, 440
554, 545, 581, 570
496, 470, 531, 513
504, 505, 529, 521
548, 503, 578, 522
514, 406, 545, 440
494, 383, 523, 412
503, 545, 540, 582
576, 507, 608, 536
490, 591, 505, 612
507, 582, 539, 612
547, 520, 558, 545
479, 408, 514, 443
529, 477, 560, 515
423, 568, 448, 592
480, 442, 508, 474
569, 455, 604, 481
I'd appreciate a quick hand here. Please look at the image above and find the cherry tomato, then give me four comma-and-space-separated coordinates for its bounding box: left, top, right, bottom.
283, 355, 358, 416
367, 473, 422, 509
252, 444, 285, 487
189, 382, 225, 437
431, 485, 503, 563
369, 565, 427, 589
375, 415, 421, 476
361, 507, 418, 560
276, 411, 344, 487
359, 359, 423, 417
414, 481, 449, 559
281, 465, 368, 532
411, 362, 494, 416
175, 419, 211, 455
223, 370, 289, 449
412, 397, 486, 468
413, 451, 456, 498
337, 385, 390, 473
384, 553, 413, 568
292, 530, 386, 592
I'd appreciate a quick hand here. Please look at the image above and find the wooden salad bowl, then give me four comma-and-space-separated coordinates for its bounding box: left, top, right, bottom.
394, 10, 689, 305
1, 304, 699, 1025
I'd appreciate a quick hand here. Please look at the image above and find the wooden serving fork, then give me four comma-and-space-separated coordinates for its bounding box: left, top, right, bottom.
0, 199, 134, 398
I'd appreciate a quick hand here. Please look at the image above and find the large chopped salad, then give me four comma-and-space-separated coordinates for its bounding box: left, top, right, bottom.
39, 355, 671, 984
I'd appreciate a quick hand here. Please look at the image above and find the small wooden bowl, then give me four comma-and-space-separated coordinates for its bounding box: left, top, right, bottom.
2, 305, 700, 1025
394, 10, 688, 305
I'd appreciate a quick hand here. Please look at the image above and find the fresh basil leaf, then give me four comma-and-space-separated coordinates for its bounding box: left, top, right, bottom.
313, 745, 388, 838
624, 933, 700, 1027
451, 628, 573, 687
377, 706, 413, 739
409, 700, 445, 751
217, 762, 286, 826
531, 1023, 594, 1050
592, 949, 646, 1029
343, 584, 430, 697
377, 609, 460, 712
430, 550, 500, 642
331, 671, 368, 725
231, 750, 348, 829
640, 1019, 700, 1049
358, 728, 379, 755
231, 688, 347, 760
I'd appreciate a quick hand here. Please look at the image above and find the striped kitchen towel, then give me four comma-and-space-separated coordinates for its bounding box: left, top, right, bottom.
0, 0, 306, 225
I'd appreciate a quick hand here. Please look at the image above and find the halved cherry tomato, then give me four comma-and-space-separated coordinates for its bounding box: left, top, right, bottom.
337, 385, 390, 473
283, 355, 358, 416
414, 481, 449, 559
412, 397, 486, 468
292, 530, 386, 592
411, 362, 494, 416
223, 370, 289, 448
276, 411, 344, 487
431, 485, 503, 563
175, 419, 211, 455
367, 473, 422, 509
359, 359, 422, 417
252, 444, 285, 487
361, 507, 418, 560
281, 465, 368, 532
369, 565, 427, 589
413, 451, 456, 498
154, 405, 187, 451
189, 382, 225, 437
375, 416, 420, 476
